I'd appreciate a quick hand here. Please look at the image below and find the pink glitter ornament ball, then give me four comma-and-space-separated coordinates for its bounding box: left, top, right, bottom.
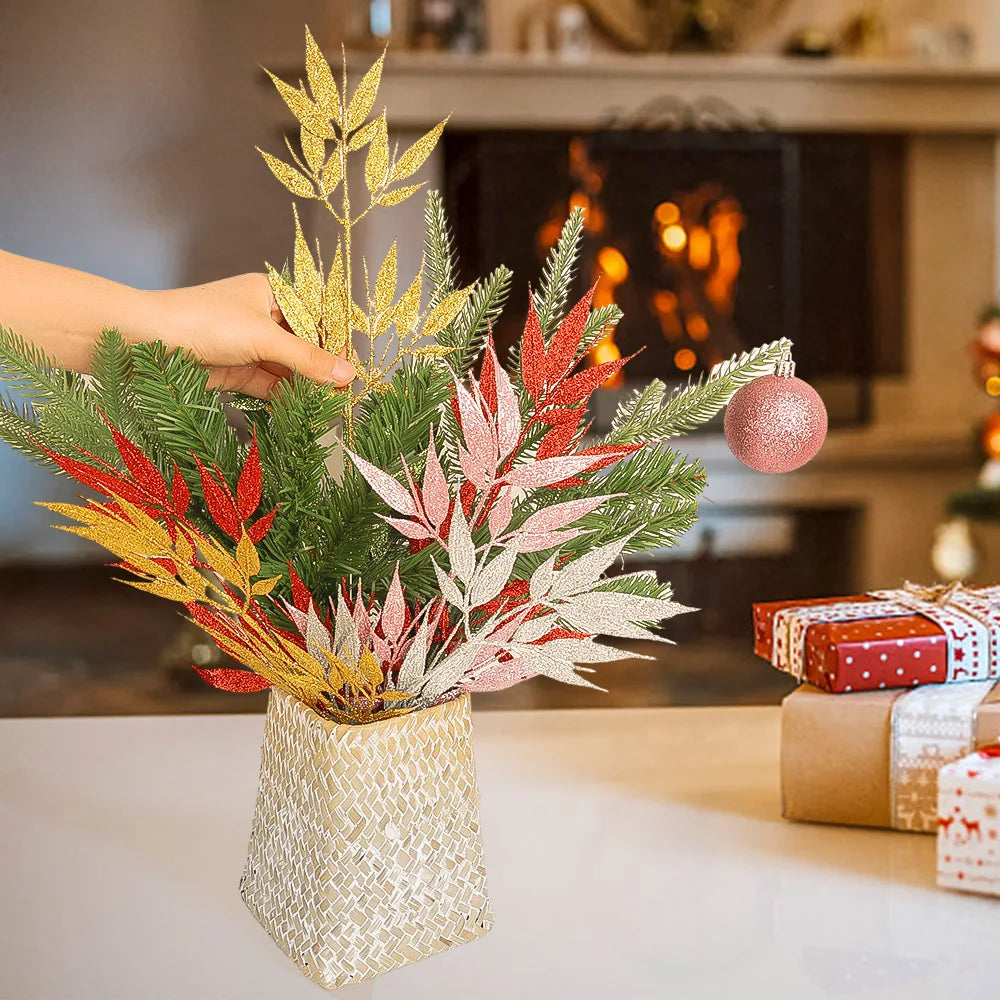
724, 372, 827, 473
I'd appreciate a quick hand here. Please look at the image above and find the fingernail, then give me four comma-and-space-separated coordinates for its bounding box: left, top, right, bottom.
331, 357, 355, 383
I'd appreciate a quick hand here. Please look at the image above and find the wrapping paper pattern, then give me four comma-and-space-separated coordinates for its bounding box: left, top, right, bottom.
890, 682, 994, 831
937, 749, 1000, 897
241, 688, 493, 990
756, 587, 1000, 693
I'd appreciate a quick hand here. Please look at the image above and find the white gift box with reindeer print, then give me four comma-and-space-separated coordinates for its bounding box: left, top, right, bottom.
937, 746, 1000, 897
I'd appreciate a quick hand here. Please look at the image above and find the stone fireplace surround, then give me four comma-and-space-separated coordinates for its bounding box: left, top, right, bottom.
279, 52, 1000, 587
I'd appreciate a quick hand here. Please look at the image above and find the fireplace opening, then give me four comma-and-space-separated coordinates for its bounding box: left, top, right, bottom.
444, 129, 905, 427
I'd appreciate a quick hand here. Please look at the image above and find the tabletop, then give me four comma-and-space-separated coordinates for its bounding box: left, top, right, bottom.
1, 704, 997, 1000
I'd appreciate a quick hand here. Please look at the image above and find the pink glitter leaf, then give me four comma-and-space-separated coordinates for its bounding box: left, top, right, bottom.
345, 449, 418, 517
421, 429, 451, 530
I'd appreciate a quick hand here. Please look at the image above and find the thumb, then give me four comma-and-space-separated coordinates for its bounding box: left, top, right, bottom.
253, 323, 355, 386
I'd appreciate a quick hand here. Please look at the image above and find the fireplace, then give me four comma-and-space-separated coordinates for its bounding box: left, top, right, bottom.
444, 127, 905, 427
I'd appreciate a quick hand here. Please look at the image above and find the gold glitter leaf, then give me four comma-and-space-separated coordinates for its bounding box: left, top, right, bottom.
320, 153, 343, 195
252, 575, 282, 597
391, 118, 447, 183
257, 149, 315, 199
420, 286, 471, 340
357, 648, 384, 687
410, 344, 457, 359
236, 531, 261, 580
266, 70, 337, 139
267, 263, 320, 344
374, 241, 398, 314
394, 268, 423, 335
301, 127, 325, 172
374, 183, 424, 208
304, 26, 341, 120
323, 243, 350, 353
351, 301, 369, 333
364, 113, 390, 193
347, 117, 381, 151
346, 52, 384, 131
292, 206, 323, 320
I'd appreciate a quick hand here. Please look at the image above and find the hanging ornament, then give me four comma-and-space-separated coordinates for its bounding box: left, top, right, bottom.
723, 353, 827, 473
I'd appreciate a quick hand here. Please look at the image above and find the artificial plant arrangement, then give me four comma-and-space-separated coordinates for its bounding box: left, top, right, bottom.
0, 30, 795, 989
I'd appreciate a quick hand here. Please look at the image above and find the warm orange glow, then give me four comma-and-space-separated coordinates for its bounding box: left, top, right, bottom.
687, 314, 709, 341
655, 201, 680, 226
987, 375, 1000, 397
705, 198, 744, 315
597, 246, 629, 284
652, 290, 678, 314
569, 191, 590, 216
592, 280, 615, 309
985, 412, 1000, 456
674, 348, 697, 371
537, 219, 562, 251
688, 225, 713, 270
661, 225, 687, 252
592, 339, 621, 366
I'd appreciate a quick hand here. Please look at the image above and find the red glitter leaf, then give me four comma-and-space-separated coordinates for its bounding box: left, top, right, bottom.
481, 336, 498, 412
537, 422, 579, 460
460, 480, 476, 517
170, 463, 191, 515
577, 442, 645, 472
195, 457, 240, 539
545, 284, 595, 384
236, 433, 263, 520
246, 507, 277, 544
549, 353, 635, 407
529, 627, 591, 644
288, 562, 312, 612
520, 293, 546, 401
109, 425, 167, 504
192, 665, 272, 693
540, 405, 582, 427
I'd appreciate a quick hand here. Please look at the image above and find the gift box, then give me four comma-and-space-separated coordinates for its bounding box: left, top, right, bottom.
755, 585, 1000, 693
937, 746, 1000, 897
781, 680, 1000, 832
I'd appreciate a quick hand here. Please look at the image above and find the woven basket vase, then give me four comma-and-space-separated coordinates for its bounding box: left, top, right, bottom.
240, 687, 493, 989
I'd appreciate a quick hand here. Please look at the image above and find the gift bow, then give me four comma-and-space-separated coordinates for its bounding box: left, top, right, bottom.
902, 580, 967, 606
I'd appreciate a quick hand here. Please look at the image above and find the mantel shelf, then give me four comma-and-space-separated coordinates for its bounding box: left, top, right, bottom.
267, 50, 1000, 133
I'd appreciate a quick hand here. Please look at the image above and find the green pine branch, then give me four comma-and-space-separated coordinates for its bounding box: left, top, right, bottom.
533, 206, 585, 334
424, 190, 458, 308
608, 337, 792, 445
438, 263, 512, 373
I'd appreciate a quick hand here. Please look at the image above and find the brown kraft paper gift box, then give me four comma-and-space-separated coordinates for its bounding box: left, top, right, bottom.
781, 682, 1000, 832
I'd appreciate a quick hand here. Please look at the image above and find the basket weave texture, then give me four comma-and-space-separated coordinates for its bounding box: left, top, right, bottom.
240, 688, 493, 989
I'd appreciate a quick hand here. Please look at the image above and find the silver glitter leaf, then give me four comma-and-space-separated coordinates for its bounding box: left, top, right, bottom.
467, 545, 519, 609
549, 535, 632, 599
419, 643, 479, 704
530, 553, 558, 603
396, 619, 430, 694
432, 557, 465, 609
446, 504, 476, 585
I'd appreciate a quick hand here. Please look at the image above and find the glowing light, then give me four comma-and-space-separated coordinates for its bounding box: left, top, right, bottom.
985, 413, 1000, 456
652, 290, 678, 314
569, 191, 590, 216
592, 340, 621, 366
537, 219, 562, 251
674, 348, 697, 371
597, 246, 629, 284
688, 225, 712, 270
655, 202, 680, 226
661, 225, 687, 252
987, 376, 1000, 397
687, 314, 709, 341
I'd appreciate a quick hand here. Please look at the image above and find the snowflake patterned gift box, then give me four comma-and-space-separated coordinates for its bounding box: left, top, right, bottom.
937, 746, 1000, 897
782, 681, 1000, 832
754, 585, 1000, 694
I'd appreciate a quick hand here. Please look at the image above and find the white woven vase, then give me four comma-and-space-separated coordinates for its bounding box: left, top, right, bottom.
240, 687, 493, 989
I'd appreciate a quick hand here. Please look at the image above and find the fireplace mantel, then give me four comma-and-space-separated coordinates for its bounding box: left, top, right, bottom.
270, 51, 1000, 133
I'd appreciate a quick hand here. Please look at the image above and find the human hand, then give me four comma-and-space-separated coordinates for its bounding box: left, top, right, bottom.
142, 273, 355, 399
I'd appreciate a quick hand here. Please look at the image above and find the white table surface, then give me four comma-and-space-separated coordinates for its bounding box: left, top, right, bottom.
1, 705, 997, 1000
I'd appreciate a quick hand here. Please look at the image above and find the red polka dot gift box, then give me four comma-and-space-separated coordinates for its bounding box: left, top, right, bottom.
937, 745, 1000, 897
754, 585, 1000, 694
